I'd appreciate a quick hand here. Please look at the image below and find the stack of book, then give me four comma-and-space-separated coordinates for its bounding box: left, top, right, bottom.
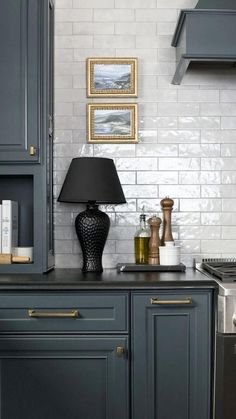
0, 200, 18, 254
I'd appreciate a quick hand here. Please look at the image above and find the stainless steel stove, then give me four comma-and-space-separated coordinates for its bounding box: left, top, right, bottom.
196, 258, 236, 419
201, 258, 236, 282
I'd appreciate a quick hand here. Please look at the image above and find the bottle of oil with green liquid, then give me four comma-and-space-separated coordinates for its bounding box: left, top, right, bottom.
134, 210, 150, 264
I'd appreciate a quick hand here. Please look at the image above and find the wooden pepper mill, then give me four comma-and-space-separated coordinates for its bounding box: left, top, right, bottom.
148, 216, 162, 265
160, 197, 174, 245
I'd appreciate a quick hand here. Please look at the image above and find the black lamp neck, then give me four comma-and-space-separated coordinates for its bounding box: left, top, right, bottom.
87, 201, 98, 210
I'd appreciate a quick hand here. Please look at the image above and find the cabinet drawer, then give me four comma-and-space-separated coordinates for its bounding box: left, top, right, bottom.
0, 293, 129, 333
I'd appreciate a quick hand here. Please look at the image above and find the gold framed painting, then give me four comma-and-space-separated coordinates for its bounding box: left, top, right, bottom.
87, 58, 138, 97
87, 103, 138, 143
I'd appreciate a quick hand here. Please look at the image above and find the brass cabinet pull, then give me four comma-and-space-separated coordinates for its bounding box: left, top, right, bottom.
150, 297, 192, 306
29, 145, 37, 156
28, 309, 79, 318
116, 346, 125, 357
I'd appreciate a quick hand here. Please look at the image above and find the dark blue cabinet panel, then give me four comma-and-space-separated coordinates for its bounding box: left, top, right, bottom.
0, 335, 129, 419
132, 291, 213, 419
0, 0, 40, 163
0, 292, 128, 333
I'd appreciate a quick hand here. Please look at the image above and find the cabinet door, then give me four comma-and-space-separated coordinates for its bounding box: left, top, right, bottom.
132, 291, 212, 419
0, 335, 129, 419
0, 0, 40, 162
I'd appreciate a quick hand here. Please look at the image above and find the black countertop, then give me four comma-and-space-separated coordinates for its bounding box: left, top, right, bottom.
0, 268, 217, 291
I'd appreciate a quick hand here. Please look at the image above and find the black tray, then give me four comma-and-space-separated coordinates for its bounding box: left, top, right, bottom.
116, 263, 186, 273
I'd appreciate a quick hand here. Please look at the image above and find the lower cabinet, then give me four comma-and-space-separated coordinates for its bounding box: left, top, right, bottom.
0, 335, 129, 419
0, 289, 213, 419
132, 291, 213, 419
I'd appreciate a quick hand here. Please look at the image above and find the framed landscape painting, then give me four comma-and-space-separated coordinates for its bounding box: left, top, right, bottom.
87, 58, 138, 97
87, 104, 138, 143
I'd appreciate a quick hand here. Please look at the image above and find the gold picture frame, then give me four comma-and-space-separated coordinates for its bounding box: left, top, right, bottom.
87, 103, 138, 143
87, 58, 138, 97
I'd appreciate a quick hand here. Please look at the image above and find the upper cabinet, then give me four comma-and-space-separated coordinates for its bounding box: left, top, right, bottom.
0, 0, 44, 163
0, 0, 54, 273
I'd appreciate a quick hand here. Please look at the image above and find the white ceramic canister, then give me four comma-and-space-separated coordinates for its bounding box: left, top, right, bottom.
159, 245, 181, 266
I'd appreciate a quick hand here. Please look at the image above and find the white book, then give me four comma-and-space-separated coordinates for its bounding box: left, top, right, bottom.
0, 204, 2, 253
2, 200, 18, 254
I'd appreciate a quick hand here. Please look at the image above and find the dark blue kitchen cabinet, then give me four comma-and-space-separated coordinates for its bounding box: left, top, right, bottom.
132, 290, 213, 419
0, 0, 46, 163
0, 0, 54, 273
0, 336, 129, 419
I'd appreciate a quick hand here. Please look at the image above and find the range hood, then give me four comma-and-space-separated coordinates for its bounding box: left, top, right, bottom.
171, 0, 236, 84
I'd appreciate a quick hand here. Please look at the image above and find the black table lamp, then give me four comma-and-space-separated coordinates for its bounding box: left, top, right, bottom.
58, 157, 126, 272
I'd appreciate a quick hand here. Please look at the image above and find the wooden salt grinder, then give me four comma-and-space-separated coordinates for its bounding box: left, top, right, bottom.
160, 197, 174, 245
148, 216, 162, 265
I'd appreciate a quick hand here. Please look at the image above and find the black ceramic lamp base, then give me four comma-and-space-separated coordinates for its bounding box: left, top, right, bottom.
75, 203, 110, 273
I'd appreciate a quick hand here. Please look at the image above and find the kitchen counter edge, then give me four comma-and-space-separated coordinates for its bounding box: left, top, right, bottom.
0, 268, 218, 291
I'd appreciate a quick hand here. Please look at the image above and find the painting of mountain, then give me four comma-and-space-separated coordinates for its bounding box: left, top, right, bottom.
94, 109, 132, 136
93, 64, 131, 91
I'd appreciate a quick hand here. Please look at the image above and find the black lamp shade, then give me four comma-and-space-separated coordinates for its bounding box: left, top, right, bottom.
57, 157, 126, 205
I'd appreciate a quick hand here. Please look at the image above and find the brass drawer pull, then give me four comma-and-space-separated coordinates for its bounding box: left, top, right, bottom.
28, 309, 79, 318
150, 297, 192, 306
116, 346, 125, 357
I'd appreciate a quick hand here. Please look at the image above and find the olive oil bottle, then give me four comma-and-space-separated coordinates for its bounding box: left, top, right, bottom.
134, 213, 150, 264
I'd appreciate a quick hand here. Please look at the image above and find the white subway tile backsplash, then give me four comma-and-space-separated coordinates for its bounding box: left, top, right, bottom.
94, 9, 135, 22
55, 76, 73, 89
221, 90, 236, 102
55, 35, 93, 49
116, 158, 157, 171
54, 130, 73, 144
73, 0, 114, 8
179, 144, 220, 158
56, 22, 73, 35
179, 171, 221, 185
160, 185, 200, 198
115, 22, 156, 35
136, 144, 178, 157
137, 171, 178, 185
159, 158, 200, 171
135, 9, 177, 22
178, 117, 220, 129
55, 9, 92, 22
201, 103, 236, 116
116, 0, 156, 8
94, 144, 135, 158
56, 0, 73, 8
158, 130, 200, 143
172, 212, 200, 226
94, 35, 135, 49
221, 144, 236, 157
201, 158, 236, 171
222, 172, 236, 184
221, 118, 236, 129
179, 226, 221, 240
54, 0, 236, 268
159, 103, 200, 117
180, 199, 222, 212
202, 240, 236, 254
222, 227, 236, 239
55, 49, 73, 62
178, 90, 219, 103
122, 185, 157, 198
73, 22, 115, 35
116, 241, 134, 254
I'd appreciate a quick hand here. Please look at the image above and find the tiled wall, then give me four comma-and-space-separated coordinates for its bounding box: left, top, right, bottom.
54, 0, 236, 268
